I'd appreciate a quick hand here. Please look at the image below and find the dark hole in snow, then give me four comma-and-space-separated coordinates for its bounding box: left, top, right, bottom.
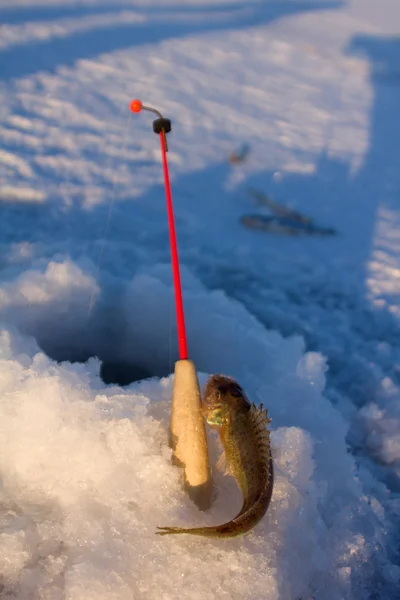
34, 337, 168, 386
100, 360, 153, 386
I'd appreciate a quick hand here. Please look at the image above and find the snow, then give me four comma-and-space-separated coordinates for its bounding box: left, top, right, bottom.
0, 292, 392, 600
0, 0, 400, 598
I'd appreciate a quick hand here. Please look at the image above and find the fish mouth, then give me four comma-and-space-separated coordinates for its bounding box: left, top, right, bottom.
203, 404, 226, 427
201, 400, 221, 416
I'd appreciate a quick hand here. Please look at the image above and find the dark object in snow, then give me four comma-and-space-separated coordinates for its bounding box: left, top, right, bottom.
241, 214, 337, 236
249, 188, 313, 224
229, 143, 251, 164
243, 188, 337, 236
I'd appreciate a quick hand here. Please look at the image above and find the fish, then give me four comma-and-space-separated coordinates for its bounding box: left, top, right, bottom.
156, 374, 274, 538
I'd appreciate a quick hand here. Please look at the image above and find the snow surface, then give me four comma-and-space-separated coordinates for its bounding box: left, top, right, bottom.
0, 0, 400, 598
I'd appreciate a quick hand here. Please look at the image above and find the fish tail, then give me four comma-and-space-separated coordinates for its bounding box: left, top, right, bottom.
156, 521, 252, 539
156, 524, 240, 538
156, 463, 274, 539
156, 526, 206, 536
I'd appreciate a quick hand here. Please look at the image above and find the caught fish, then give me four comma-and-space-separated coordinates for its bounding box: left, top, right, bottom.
157, 375, 274, 538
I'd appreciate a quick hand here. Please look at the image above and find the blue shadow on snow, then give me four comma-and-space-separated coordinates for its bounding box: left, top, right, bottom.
0, 1, 341, 82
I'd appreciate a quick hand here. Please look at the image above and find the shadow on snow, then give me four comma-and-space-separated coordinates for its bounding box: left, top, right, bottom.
0, 1, 341, 82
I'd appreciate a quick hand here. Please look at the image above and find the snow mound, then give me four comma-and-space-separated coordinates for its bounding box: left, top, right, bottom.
0, 259, 398, 599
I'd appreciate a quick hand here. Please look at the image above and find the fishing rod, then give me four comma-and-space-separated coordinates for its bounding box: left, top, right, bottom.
130, 99, 210, 509
130, 99, 187, 360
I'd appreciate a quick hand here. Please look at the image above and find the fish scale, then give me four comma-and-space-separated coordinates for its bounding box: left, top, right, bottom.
157, 375, 274, 538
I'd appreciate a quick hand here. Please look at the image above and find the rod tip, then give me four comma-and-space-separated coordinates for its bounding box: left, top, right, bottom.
130, 99, 143, 113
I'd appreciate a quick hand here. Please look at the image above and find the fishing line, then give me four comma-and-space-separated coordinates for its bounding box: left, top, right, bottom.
169, 284, 173, 374
88, 110, 132, 316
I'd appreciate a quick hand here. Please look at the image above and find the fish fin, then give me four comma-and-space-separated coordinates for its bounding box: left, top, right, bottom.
216, 451, 230, 475
252, 403, 272, 426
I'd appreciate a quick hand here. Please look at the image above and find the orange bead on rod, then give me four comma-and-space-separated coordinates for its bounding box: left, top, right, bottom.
130, 99, 142, 113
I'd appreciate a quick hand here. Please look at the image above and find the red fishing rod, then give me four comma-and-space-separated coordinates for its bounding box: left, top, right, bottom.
130, 99, 188, 361
130, 99, 211, 509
